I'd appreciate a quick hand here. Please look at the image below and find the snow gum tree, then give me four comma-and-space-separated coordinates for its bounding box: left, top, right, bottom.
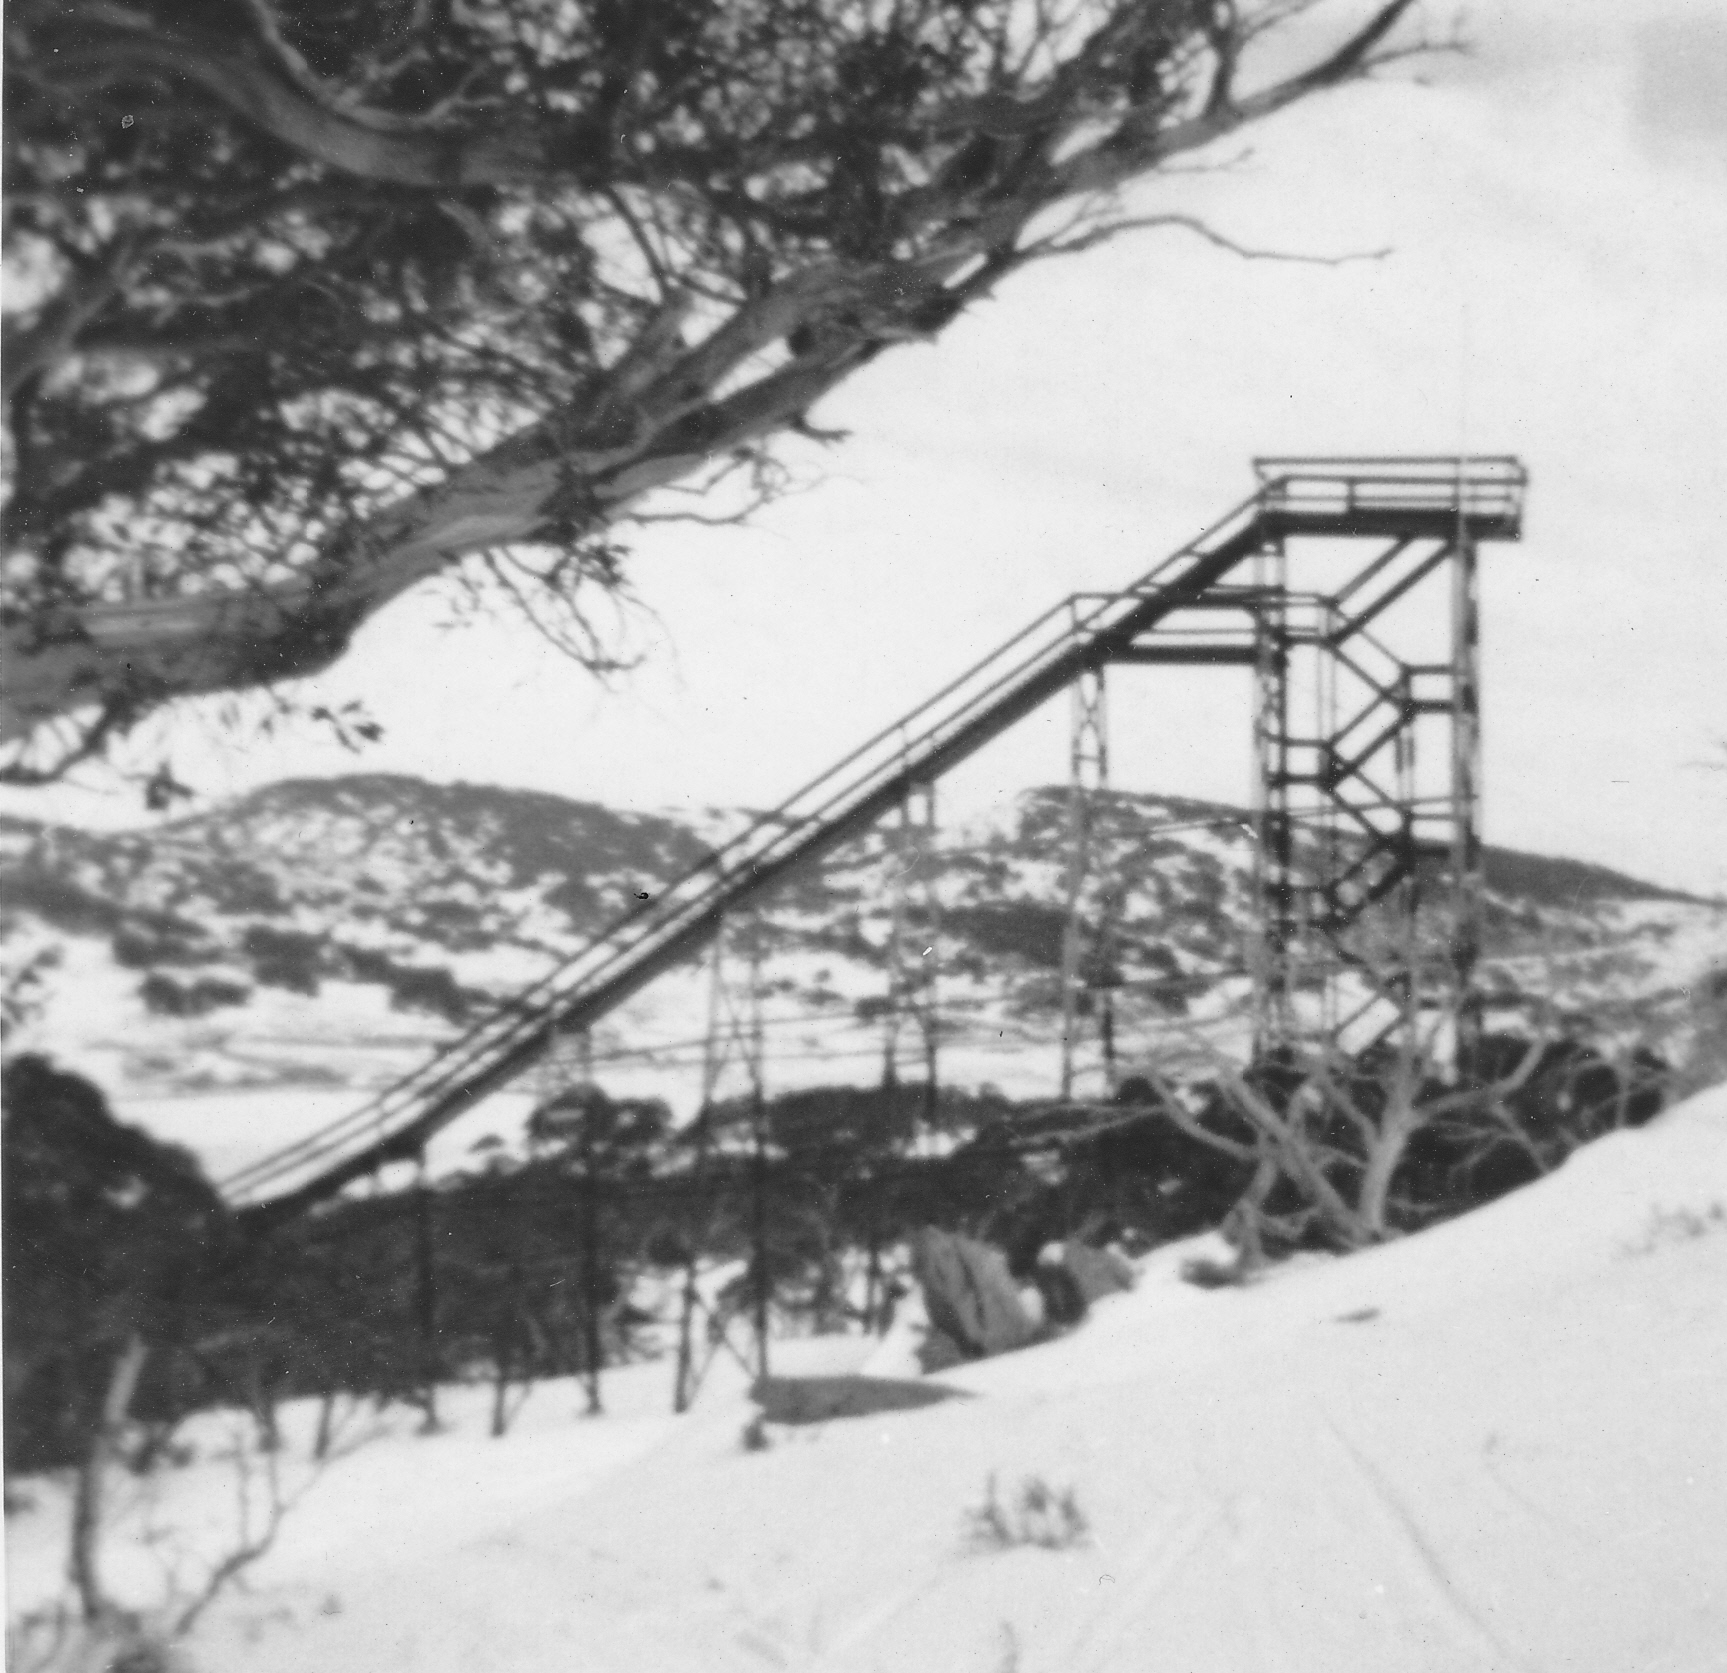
1, 1054, 229, 1620
1141, 1024, 1670, 1267
3, 0, 1430, 777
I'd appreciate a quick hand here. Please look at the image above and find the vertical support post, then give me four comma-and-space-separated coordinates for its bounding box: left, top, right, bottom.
412, 1149, 440, 1433
1392, 662, 1421, 1041
533, 1024, 606, 1414
579, 1047, 604, 1417
881, 785, 912, 1092
914, 780, 942, 1137
1059, 663, 1111, 1099
745, 923, 771, 1382
670, 1113, 708, 1415
862, 1209, 882, 1334
1249, 538, 1298, 1057
1317, 595, 1345, 1046
674, 925, 727, 1413
882, 777, 941, 1138
1450, 526, 1484, 1068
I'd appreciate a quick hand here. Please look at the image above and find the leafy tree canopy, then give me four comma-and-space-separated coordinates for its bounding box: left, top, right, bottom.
2, 0, 1424, 779
2, 1052, 229, 1465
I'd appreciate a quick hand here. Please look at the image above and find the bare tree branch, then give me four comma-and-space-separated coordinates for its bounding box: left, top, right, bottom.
1030, 211, 1392, 265
3, 0, 1439, 774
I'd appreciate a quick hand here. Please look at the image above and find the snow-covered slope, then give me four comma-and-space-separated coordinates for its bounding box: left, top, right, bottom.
10, 1083, 1726, 1672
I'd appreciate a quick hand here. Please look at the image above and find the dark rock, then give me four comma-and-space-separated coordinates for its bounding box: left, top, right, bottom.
1033, 1261, 1087, 1329
915, 1327, 971, 1375
1059, 1242, 1135, 1304
910, 1227, 1037, 1359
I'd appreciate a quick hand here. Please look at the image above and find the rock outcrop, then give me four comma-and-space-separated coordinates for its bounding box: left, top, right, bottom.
910, 1228, 1037, 1360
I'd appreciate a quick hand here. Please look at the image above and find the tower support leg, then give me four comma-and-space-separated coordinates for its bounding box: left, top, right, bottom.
412, 1149, 440, 1433
1450, 530, 1484, 1069
881, 779, 942, 1141
579, 1066, 604, 1417
743, 925, 771, 1382
1059, 666, 1113, 1099
1249, 523, 1487, 1071
679, 915, 773, 1388
673, 934, 729, 1413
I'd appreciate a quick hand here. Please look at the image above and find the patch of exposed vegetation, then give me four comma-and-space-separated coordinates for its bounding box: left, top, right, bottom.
138, 974, 252, 1018
241, 926, 325, 995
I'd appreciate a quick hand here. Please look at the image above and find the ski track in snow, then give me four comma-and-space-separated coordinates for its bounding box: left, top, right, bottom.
1313, 1406, 1534, 1673
1051, 1498, 1225, 1673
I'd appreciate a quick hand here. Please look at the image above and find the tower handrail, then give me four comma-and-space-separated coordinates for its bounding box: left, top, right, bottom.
1252, 455, 1527, 524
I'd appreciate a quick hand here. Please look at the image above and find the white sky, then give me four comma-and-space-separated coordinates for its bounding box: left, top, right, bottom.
8, 0, 1726, 895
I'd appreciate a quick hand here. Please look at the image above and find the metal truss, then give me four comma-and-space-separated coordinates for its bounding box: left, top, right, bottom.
1251, 482, 1486, 1061
1059, 663, 1117, 1099
672, 917, 773, 1412
1100, 457, 1522, 1069
880, 777, 942, 1121
528, 1027, 608, 1413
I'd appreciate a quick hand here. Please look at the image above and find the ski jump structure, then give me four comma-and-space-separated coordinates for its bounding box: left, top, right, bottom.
225, 457, 1526, 1224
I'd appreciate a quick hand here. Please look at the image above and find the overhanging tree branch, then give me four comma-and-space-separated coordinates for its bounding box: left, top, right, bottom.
3, 0, 1433, 778
30, 12, 568, 189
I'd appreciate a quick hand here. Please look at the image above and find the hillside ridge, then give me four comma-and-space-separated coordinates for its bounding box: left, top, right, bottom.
0, 771, 1703, 905
3, 774, 1721, 1124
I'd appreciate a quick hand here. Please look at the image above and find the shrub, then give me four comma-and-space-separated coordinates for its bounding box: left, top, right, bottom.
943, 902, 1070, 970
111, 914, 217, 969
2, 1056, 229, 1471
965, 1474, 1089, 1552
241, 925, 325, 994
341, 946, 478, 1023
1622, 1202, 1727, 1257
138, 974, 252, 1017
6, 1607, 190, 1673
0, 869, 124, 936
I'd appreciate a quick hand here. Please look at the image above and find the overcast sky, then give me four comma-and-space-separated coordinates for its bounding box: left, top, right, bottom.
9, 0, 1725, 896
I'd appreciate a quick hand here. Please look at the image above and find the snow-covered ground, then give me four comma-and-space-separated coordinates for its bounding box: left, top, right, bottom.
9, 1085, 1727, 1672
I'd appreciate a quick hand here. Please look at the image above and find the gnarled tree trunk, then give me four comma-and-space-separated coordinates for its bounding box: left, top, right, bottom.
69, 1333, 149, 1623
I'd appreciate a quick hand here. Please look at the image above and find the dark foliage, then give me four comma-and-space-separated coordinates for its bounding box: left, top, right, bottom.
1146, 1031, 1672, 1260
1398, 1035, 1668, 1211
111, 914, 221, 969
527, 1082, 671, 1168
241, 924, 324, 994
341, 946, 479, 1024
3, 1026, 1673, 1462
137, 972, 252, 1017
1480, 848, 1702, 909
2, 1054, 230, 1470
943, 901, 1070, 970
0, 867, 127, 936
3, 0, 1426, 772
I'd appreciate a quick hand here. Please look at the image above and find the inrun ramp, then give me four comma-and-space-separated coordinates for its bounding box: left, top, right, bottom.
225, 459, 1525, 1221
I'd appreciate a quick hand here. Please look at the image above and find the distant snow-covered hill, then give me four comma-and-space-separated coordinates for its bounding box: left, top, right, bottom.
2, 774, 1721, 1125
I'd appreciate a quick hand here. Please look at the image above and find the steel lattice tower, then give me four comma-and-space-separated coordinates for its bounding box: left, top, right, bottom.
1244, 459, 1508, 1063
227, 457, 1525, 1219
1086, 457, 1521, 1072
